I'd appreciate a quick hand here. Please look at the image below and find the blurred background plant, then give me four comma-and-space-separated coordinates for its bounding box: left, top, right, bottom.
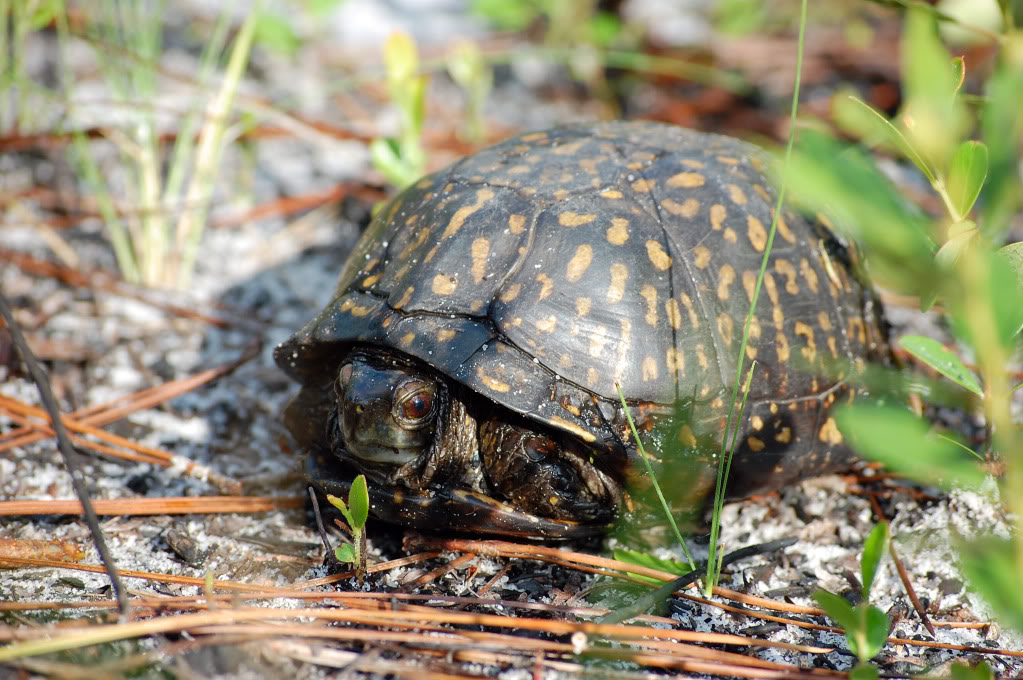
781, 1, 1023, 636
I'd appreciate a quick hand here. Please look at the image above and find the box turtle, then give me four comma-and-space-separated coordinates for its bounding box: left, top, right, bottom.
275, 121, 887, 539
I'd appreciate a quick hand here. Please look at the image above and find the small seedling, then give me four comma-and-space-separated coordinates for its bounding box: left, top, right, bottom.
813, 522, 890, 679
327, 474, 370, 581
370, 32, 428, 188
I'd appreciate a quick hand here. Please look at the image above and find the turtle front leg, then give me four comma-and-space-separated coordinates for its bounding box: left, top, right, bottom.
478, 420, 621, 523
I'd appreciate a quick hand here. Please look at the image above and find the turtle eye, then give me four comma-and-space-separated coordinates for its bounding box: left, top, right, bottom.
338, 362, 355, 388
394, 380, 436, 428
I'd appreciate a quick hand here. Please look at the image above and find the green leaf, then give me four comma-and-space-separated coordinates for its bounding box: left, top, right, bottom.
783, 132, 936, 297
254, 13, 300, 55
990, 250, 1023, 343
613, 548, 687, 584
326, 493, 355, 528
861, 604, 890, 659
958, 537, 1023, 634
348, 474, 369, 530
901, 8, 968, 170
850, 664, 880, 680
860, 523, 889, 600
950, 661, 996, 680
835, 403, 986, 491
335, 543, 357, 564
951, 56, 966, 94
370, 137, 414, 188
980, 50, 1023, 238
832, 95, 936, 184
897, 335, 983, 396
946, 141, 989, 220
813, 590, 859, 634
999, 241, 1023, 294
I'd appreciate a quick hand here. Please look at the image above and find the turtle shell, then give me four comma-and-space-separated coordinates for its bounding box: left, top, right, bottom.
275, 121, 887, 501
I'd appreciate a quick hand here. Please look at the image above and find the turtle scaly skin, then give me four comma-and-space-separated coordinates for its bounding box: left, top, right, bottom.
275, 121, 888, 539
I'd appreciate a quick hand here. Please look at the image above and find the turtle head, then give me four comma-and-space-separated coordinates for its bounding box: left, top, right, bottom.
333, 352, 440, 466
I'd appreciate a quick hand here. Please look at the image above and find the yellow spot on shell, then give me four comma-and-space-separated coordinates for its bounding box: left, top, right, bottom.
632, 178, 654, 193
508, 214, 526, 234
665, 299, 681, 329
471, 237, 490, 284
339, 298, 355, 313
680, 294, 699, 328
775, 259, 799, 295
666, 347, 684, 377
476, 366, 511, 393
724, 227, 737, 243
819, 417, 843, 445
613, 318, 633, 382
560, 353, 573, 370
717, 156, 740, 165
747, 436, 765, 452
535, 315, 557, 333
499, 283, 521, 302
777, 214, 796, 243
576, 297, 591, 316
776, 427, 792, 444
646, 240, 672, 270
351, 305, 372, 317
800, 258, 819, 293
566, 244, 593, 282
536, 273, 554, 300
710, 204, 726, 230
432, 274, 457, 295
764, 272, 780, 306
828, 335, 838, 359
550, 416, 597, 443
661, 197, 699, 217
553, 139, 585, 156
717, 312, 734, 346
437, 329, 456, 342
717, 264, 735, 301
742, 270, 756, 303
442, 188, 494, 239
747, 215, 767, 252
794, 321, 817, 363
394, 286, 414, 308
692, 245, 711, 268
775, 332, 790, 362
641, 356, 658, 381
362, 274, 380, 287
695, 344, 709, 370
559, 211, 597, 227
398, 228, 431, 259
607, 263, 628, 303
588, 334, 606, 358
470, 299, 484, 313
753, 184, 771, 202
424, 244, 440, 264
508, 164, 531, 175
667, 171, 705, 188
770, 402, 779, 414
640, 285, 658, 326
727, 184, 747, 205
401, 332, 416, 345
817, 311, 833, 332
520, 131, 547, 142
606, 218, 629, 245
681, 159, 704, 169
587, 367, 599, 385
751, 415, 764, 430
678, 424, 697, 447
601, 189, 623, 199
